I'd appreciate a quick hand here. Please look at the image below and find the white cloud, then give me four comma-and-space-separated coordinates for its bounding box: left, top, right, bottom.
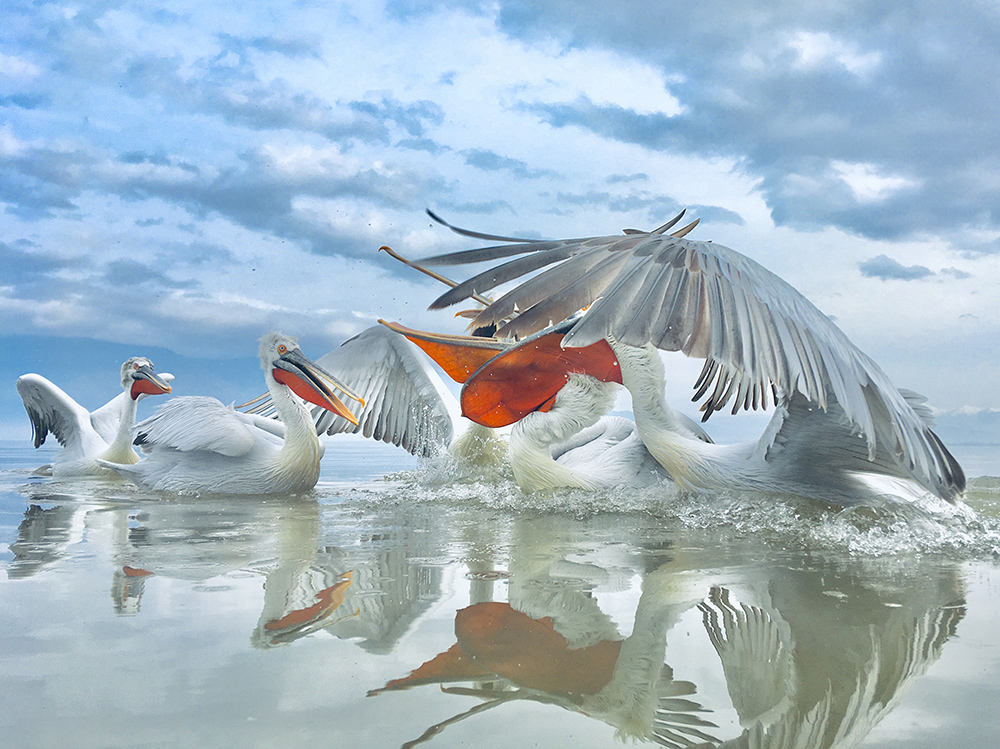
0, 51, 40, 79
0, 126, 28, 156
831, 160, 920, 202
786, 30, 882, 76
259, 143, 363, 180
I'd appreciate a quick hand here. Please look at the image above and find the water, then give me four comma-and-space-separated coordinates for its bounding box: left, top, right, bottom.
2, 439, 1000, 749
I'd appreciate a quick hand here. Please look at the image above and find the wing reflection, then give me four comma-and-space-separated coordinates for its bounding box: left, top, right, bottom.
370, 534, 965, 749
12, 493, 453, 653
370, 518, 721, 749
704, 571, 964, 749
8, 503, 84, 578
3, 486, 967, 749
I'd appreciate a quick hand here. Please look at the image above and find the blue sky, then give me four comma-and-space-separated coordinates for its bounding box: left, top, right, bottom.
3, 0, 999, 439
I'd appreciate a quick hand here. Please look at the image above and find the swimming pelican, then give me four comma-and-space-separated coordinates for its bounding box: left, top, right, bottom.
238, 324, 508, 466
16, 357, 173, 477
99, 333, 363, 495
384, 319, 711, 492
415, 211, 965, 505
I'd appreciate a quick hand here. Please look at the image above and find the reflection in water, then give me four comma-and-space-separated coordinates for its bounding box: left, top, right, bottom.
8, 503, 82, 578
364, 514, 965, 749
1, 472, 969, 749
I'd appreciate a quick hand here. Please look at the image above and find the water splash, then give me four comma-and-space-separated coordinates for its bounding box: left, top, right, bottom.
323, 460, 1000, 560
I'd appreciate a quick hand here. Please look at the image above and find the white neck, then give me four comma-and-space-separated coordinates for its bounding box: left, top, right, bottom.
610, 341, 729, 491
265, 369, 326, 484
508, 374, 616, 492
98, 392, 141, 465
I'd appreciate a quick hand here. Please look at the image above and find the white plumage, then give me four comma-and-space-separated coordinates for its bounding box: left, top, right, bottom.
508, 374, 672, 492
419, 212, 966, 505
100, 333, 361, 495
16, 357, 173, 477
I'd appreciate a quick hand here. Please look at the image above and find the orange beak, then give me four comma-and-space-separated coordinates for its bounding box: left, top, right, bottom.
272, 348, 362, 425
460, 332, 621, 428
129, 364, 172, 399
378, 319, 508, 383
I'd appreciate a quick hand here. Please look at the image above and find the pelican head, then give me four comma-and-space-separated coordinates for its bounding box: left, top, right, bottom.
121, 357, 173, 401
259, 332, 364, 425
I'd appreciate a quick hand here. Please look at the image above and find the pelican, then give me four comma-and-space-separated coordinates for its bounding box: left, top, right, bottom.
414, 211, 966, 505
384, 319, 711, 492
17, 357, 173, 477
99, 333, 363, 495
238, 324, 508, 466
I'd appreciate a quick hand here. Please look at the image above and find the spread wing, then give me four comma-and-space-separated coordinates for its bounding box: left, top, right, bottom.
132, 396, 257, 457
243, 325, 457, 457
420, 214, 964, 500
699, 586, 796, 729
16, 374, 94, 450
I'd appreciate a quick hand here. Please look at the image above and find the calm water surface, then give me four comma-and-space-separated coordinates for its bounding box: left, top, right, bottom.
2, 439, 1000, 748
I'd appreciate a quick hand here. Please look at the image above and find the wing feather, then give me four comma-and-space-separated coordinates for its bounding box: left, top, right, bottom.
16, 374, 92, 450
308, 325, 456, 457
423, 217, 965, 499
132, 397, 257, 457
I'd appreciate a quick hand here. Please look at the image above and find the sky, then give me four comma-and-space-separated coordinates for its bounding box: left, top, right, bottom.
3, 0, 1000, 439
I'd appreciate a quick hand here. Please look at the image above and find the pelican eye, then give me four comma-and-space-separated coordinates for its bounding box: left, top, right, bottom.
277, 344, 288, 355
133, 362, 141, 369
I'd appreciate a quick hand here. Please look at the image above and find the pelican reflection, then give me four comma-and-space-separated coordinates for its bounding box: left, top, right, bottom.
370, 531, 965, 749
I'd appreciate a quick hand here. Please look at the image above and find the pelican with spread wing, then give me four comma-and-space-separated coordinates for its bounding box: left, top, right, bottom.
415, 211, 965, 505
239, 324, 507, 466
17, 357, 173, 477
99, 333, 363, 495
385, 318, 709, 492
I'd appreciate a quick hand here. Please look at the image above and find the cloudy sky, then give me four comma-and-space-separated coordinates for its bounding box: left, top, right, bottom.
3, 0, 1000, 432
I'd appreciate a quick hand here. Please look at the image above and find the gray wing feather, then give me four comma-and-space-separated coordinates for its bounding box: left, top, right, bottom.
132, 397, 257, 457
16, 374, 91, 450
310, 325, 456, 457
422, 222, 964, 500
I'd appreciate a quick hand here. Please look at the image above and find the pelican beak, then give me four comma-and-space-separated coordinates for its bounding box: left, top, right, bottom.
378, 319, 509, 383
272, 348, 364, 426
460, 331, 621, 428
130, 364, 173, 399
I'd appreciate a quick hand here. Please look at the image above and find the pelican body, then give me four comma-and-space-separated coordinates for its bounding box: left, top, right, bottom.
100, 333, 362, 495
384, 321, 714, 492
17, 357, 173, 477
415, 211, 965, 505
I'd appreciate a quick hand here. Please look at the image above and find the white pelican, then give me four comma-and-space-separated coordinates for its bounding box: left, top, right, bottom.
384, 319, 711, 492
17, 357, 173, 477
99, 333, 363, 495
238, 324, 508, 466
414, 211, 966, 505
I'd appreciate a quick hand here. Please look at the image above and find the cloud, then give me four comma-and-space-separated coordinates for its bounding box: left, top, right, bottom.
102, 259, 197, 290
0, 93, 50, 109
0, 51, 41, 79
941, 267, 972, 279
462, 148, 557, 179
224, 33, 324, 60
858, 254, 935, 280
1, 0, 998, 413
494, 1, 1000, 243
785, 30, 882, 76
0, 241, 78, 290
606, 173, 648, 184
